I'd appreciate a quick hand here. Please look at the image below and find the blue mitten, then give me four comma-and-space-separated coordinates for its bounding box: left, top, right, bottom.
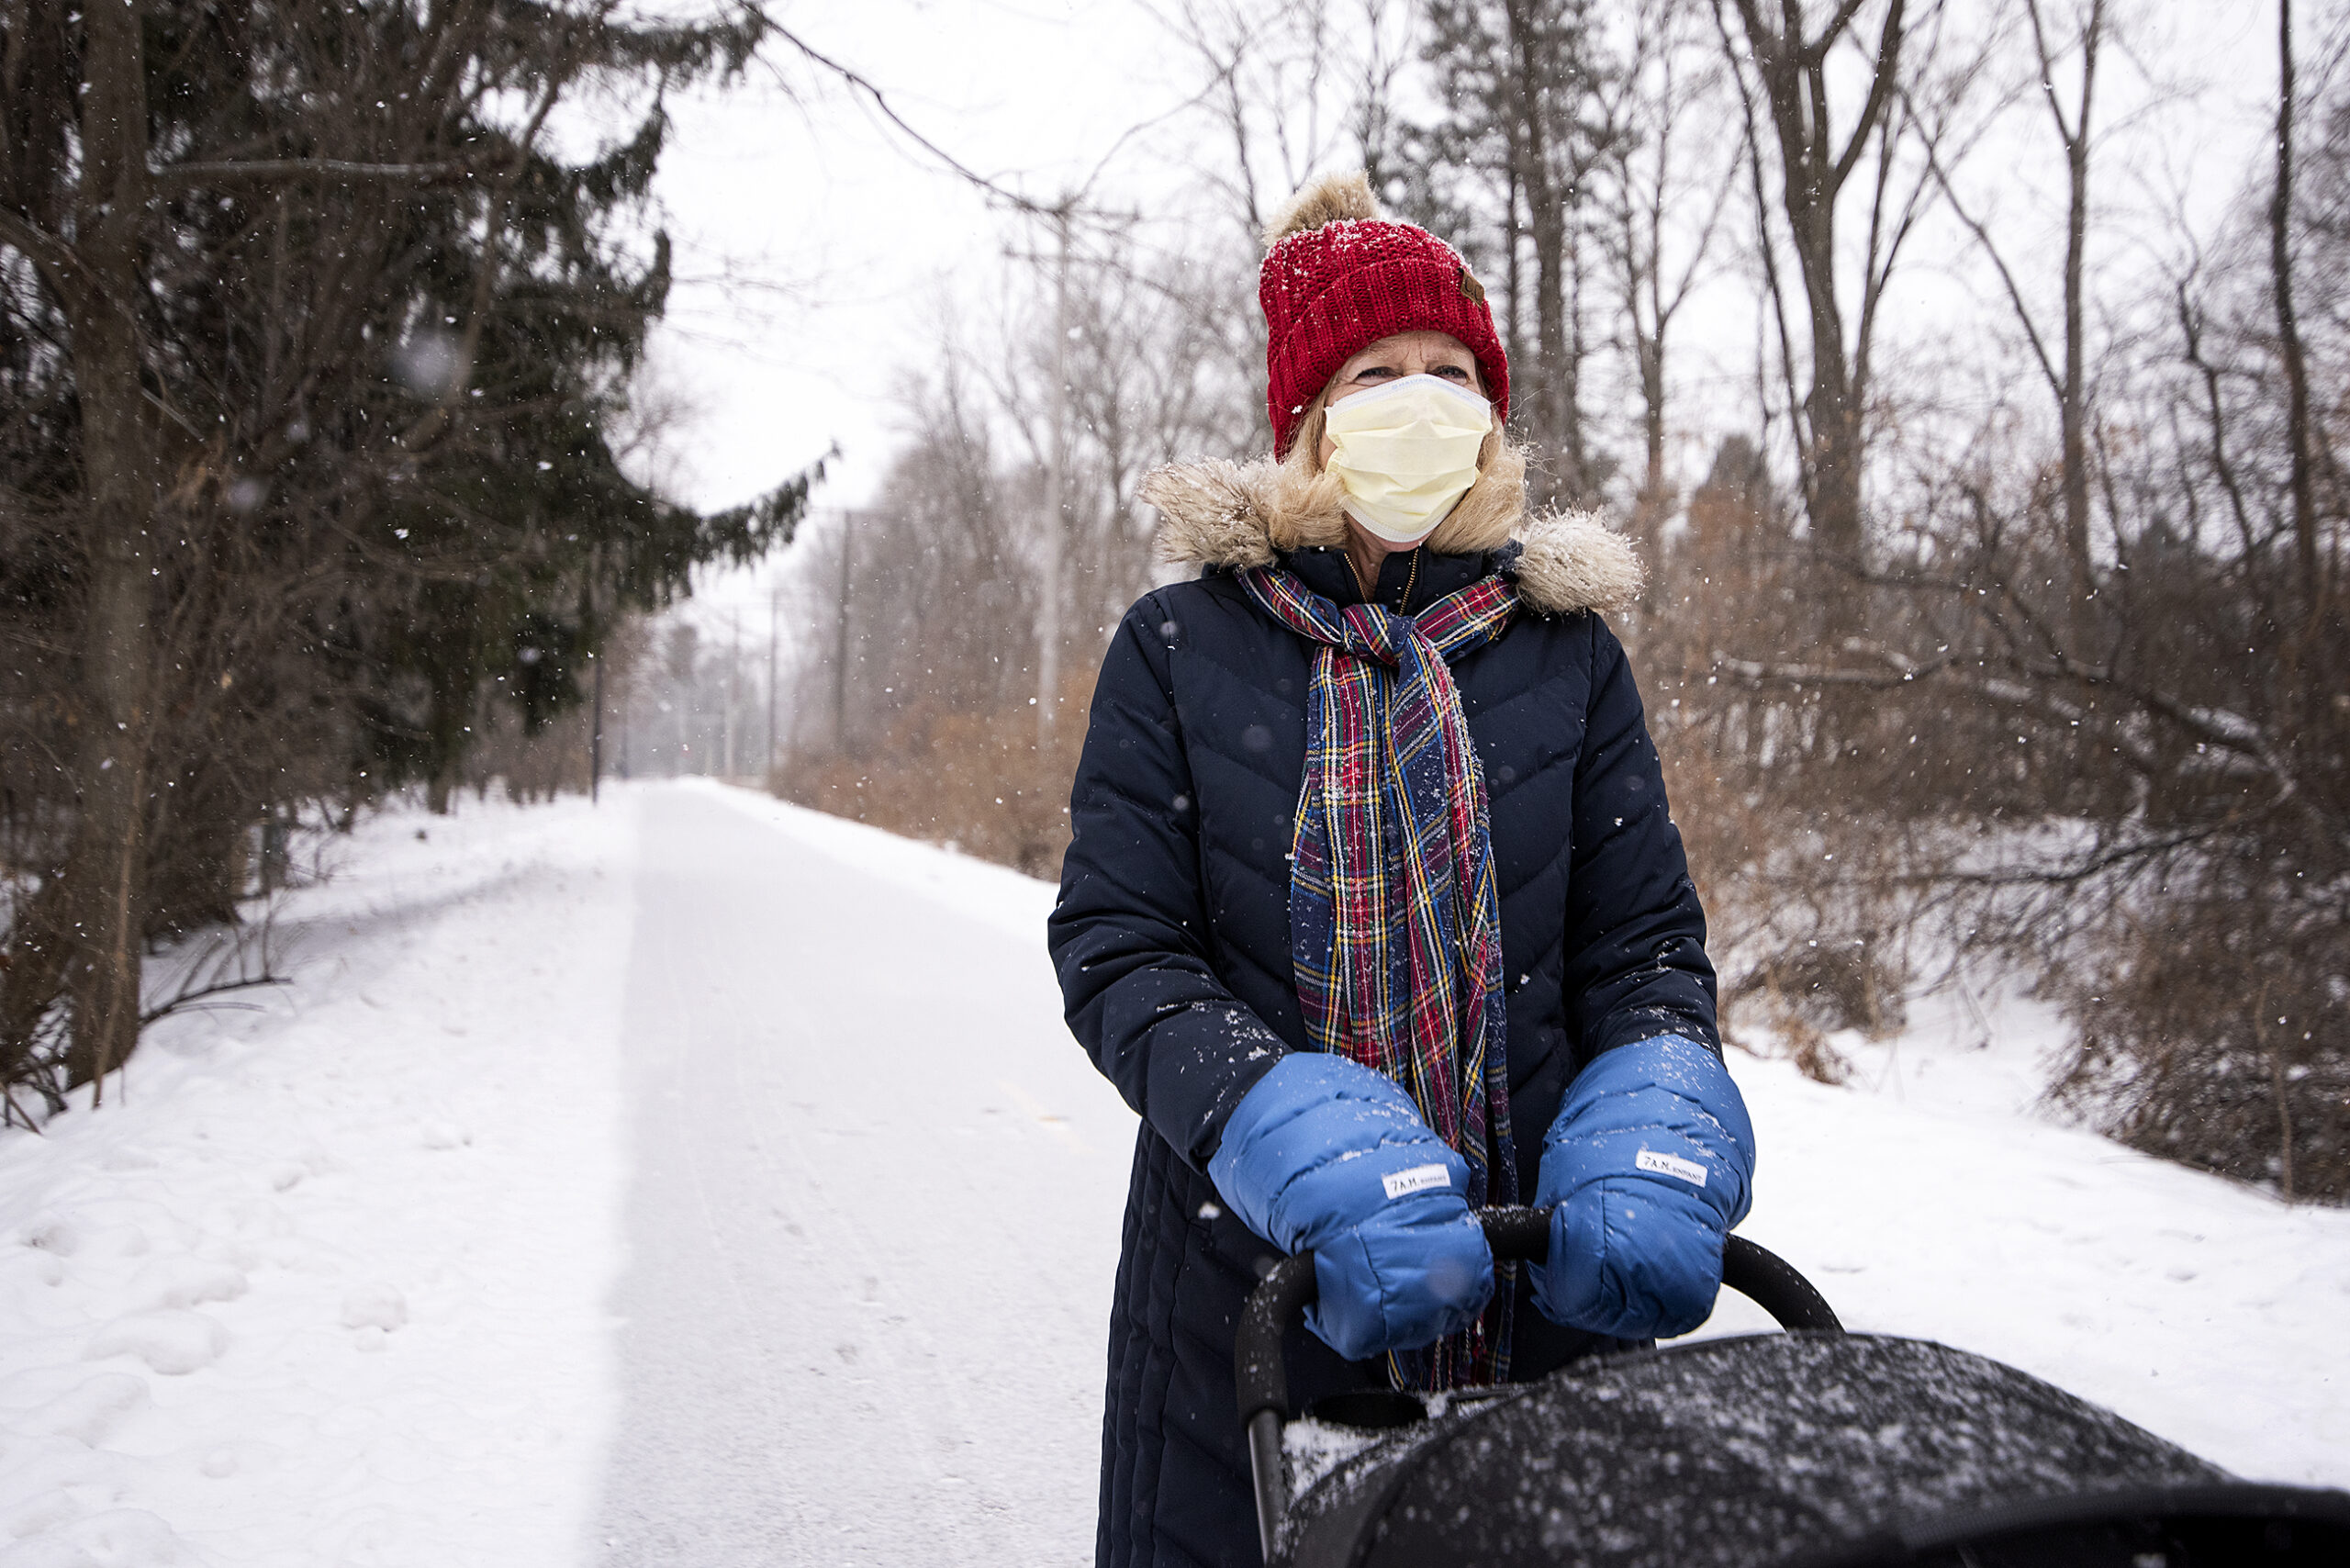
1532, 1036, 1755, 1339
1208, 1054, 1494, 1361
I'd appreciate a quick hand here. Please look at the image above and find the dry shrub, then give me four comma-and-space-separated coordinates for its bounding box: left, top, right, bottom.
1650, 714, 1778, 963
2048, 877, 2350, 1203
1733, 940, 1907, 1040
1639, 439, 1922, 1053
772, 681, 1090, 879
1772, 1007, 1853, 1087
1654, 699, 1909, 1089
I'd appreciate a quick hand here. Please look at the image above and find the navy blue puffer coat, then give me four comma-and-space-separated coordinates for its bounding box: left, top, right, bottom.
1047, 451, 1721, 1568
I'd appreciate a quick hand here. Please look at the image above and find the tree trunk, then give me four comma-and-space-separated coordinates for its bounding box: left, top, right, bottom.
1799, 293, 1864, 560
424, 585, 476, 813
1565, 220, 1593, 500
1634, 310, 1667, 588
2271, 0, 2318, 604
61, 0, 161, 1096
1505, 0, 1586, 507
2040, 0, 2105, 652
1790, 169, 1866, 666
1504, 140, 1523, 380
1529, 194, 1572, 490
2059, 123, 2091, 628
1728, 0, 1910, 578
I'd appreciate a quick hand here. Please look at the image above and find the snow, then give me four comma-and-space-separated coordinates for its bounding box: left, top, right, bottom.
0, 798, 637, 1567
0, 780, 2343, 1567
1695, 979, 2350, 1488
81, 1312, 231, 1378
676, 778, 1058, 944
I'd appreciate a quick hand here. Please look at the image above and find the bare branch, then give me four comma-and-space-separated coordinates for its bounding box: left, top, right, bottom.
760, 15, 1052, 216
1830, 0, 1908, 193
0, 207, 84, 295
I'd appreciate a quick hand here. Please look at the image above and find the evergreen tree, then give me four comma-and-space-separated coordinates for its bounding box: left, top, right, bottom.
1389, 0, 1617, 505
0, 1, 813, 1103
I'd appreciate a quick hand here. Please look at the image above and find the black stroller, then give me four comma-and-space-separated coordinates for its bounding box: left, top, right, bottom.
1237, 1209, 2350, 1566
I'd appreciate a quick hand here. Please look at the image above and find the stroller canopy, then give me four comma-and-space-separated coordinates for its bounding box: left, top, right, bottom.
1280, 1334, 2349, 1567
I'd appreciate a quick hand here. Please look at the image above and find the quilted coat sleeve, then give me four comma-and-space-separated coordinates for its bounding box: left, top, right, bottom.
1561, 616, 1720, 1061
1048, 591, 1291, 1170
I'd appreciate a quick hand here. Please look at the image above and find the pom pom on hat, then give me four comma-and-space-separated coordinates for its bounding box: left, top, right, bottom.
1261, 169, 1381, 251
1258, 171, 1510, 456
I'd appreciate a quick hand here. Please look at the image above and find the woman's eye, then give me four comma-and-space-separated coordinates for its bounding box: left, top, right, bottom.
1357, 365, 1396, 380
1436, 365, 1470, 380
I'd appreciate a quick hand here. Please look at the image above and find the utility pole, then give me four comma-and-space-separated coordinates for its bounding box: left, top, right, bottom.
834, 510, 853, 756
723, 608, 740, 779
589, 651, 604, 804
767, 579, 781, 781
1037, 201, 1073, 751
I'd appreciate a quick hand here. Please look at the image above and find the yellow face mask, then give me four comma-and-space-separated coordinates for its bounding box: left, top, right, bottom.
1323, 374, 1493, 545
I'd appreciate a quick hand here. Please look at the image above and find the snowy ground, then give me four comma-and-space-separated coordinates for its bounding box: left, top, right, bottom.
0, 780, 2344, 1567
1702, 985, 2350, 1488
0, 795, 638, 1567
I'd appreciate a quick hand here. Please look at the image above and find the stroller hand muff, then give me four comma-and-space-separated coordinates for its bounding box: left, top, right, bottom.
1534, 1034, 1757, 1340
1208, 1053, 1495, 1361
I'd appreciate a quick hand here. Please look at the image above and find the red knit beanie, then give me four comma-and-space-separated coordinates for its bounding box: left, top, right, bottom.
1259, 171, 1510, 458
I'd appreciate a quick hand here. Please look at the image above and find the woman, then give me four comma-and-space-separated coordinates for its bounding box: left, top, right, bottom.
1047, 172, 1755, 1568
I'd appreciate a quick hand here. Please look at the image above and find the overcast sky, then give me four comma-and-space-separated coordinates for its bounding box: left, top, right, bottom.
643, 1, 1205, 520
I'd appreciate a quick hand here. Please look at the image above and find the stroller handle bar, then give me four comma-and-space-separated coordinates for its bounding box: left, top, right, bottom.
1237, 1205, 1842, 1561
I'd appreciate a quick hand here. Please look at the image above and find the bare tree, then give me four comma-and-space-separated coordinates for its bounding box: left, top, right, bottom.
1595, 0, 1739, 566
1403, 0, 1617, 504
1913, 0, 2114, 650
32, 0, 161, 1089
1156, 0, 1383, 245
1505, 0, 1618, 503
1717, 0, 1934, 568
772, 228, 1256, 875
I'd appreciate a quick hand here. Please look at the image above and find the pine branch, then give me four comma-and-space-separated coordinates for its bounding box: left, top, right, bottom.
149, 157, 484, 188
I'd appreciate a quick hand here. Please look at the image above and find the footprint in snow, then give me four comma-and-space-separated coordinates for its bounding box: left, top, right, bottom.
128, 1257, 249, 1312
22, 1372, 151, 1444
16, 1507, 202, 1567
341, 1282, 408, 1333
420, 1119, 472, 1150
84, 1309, 229, 1376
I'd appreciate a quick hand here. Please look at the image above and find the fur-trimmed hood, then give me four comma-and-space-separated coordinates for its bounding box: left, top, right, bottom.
1139, 442, 1643, 617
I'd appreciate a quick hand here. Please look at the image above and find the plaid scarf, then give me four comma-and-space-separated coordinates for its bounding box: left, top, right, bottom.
1238, 559, 1522, 1390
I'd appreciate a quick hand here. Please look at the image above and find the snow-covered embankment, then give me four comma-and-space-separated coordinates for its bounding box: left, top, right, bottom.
0, 799, 636, 1567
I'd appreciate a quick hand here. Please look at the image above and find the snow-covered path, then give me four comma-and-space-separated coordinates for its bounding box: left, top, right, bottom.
591, 786, 1132, 1567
